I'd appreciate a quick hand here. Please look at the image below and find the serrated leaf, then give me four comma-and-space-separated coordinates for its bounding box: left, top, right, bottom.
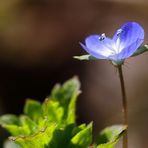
66, 89, 79, 124
42, 100, 64, 124
72, 124, 86, 136
11, 123, 56, 148
19, 116, 38, 135
74, 55, 97, 60
0, 115, 19, 125
0, 77, 84, 148
43, 77, 80, 125
2, 116, 38, 136
52, 77, 80, 124
47, 124, 75, 148
2, 124, 27, 136
24, 99, 43, 122
132, 45, 148, 57
68, 122, 92, 148
0, 115, 24, 136
51, 77, 80, 104
46, 123, 89, 148
96, 125, 127, 148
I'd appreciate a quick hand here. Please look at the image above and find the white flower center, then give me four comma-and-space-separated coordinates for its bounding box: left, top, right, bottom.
97, 31, 124, 57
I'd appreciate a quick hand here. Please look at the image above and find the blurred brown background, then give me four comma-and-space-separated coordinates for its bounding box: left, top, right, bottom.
0, 0, 148, 147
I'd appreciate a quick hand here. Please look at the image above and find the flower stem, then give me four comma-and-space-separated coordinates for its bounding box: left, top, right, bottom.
117, 65, 128, 148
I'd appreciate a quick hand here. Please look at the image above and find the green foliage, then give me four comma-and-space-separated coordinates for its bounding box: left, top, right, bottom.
96, 125, 127, 148
0, 77, 126, 148
68, 123, 92, 148
24, 99, 42, 123
74, 55, 97, 60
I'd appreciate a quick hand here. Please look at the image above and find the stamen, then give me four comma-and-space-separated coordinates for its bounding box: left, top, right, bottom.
117, 29, 123, 36
99, 33, 106, 41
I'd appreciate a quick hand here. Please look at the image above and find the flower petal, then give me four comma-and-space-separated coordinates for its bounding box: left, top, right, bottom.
113, 22, 144, 53
80, 35, 115, 59
79, 43, 106, 59
110, 38, 143, 60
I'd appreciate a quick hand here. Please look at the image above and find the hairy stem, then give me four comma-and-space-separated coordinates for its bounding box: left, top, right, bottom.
118, 65, 128, 148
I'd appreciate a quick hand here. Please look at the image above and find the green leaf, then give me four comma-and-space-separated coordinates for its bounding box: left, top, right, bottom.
72, 124, 86, 134
68, 122, 92, 148
1, 116, 38, 136
10, 123, 56, 148
2, 124, 28, 137
74, 55, 97, 60
0, 115, 22, 136
132, 45, 148, 57
43, 77, 80, 125
0, 77, 82, 147
19, 116, 38, 135
96, 125, 127, 148
24, 99, 43, 122
47, 124, 75, 148
0, 115, 19, 125
0, 78, 128, 148
51, 77, 80, 104
42, 100, 64, 124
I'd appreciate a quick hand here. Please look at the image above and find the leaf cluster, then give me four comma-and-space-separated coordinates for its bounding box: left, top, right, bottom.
0, 78, 126, 148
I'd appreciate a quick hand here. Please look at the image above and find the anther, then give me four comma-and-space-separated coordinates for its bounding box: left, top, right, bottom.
117, 29, 123, 36
99, 33, 106, 41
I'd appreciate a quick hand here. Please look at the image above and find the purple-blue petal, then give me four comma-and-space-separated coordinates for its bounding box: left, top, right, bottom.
115, 38, 144, 59
113, 22, 144, 50
80, 42, 107, 59
80, 35, 115, 59
109, 38, 143, 60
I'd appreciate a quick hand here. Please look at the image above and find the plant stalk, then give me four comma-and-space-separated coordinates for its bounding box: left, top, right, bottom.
117, 65, 128, 148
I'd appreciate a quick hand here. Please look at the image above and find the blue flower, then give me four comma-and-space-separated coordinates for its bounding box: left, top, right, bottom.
80, 22, 144, 65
